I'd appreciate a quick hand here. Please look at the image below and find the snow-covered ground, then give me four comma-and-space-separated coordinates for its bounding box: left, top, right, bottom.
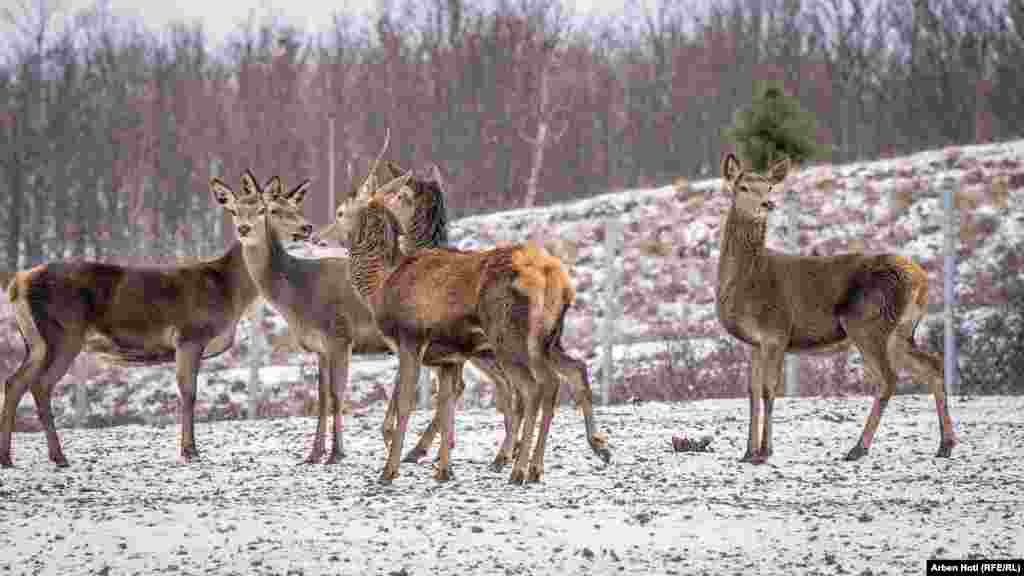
1, 395, 1020, 575
1, 138, 1023, 427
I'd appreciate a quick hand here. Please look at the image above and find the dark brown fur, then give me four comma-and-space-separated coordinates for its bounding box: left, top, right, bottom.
0, 194, 302, 468
714, 153, 957, 463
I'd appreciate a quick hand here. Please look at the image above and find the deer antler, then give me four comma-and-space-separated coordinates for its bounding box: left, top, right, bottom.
356, 128, 391, 200
375, 169, 415, 198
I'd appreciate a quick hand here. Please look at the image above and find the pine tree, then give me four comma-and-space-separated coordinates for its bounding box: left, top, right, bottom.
725, 82, 820, 171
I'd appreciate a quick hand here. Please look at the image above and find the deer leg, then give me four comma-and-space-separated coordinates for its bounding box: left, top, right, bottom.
527, 365, 561, 483
758, 346, 785, 460
553, 345, 610, 464
380, 342, 421, 485
468, 355, 516, 471
303, 353, 330, 464
174, 341, 204, 463
325, 344, 352, 465
740, 347, 765, 463
382, 371, 400, 450
1, 341, 48, 468
402, 413, 437, 463
509, 374, 541, 485
490, 382, 521, 472
447, 368, 465, 453
893, 338, 958, 457
434, 365, 457, 482
844, 329, 898, 461
26, 339, 81, 468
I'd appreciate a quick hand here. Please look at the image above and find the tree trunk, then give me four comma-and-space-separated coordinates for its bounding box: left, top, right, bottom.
5, 159, 23, 271
523, 63, 553, 209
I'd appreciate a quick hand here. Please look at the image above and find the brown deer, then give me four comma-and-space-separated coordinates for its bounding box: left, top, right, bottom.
715, 152, 958, 463
210, 171, 391, 464
1, 191, 312, 468
343, 179, 608, 485
318, 160, 528, 470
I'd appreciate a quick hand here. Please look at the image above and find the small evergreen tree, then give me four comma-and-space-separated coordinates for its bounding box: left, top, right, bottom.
725, 82, 820, 171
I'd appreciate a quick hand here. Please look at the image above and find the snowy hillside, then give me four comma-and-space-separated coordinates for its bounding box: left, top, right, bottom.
2, 140, 1022, 430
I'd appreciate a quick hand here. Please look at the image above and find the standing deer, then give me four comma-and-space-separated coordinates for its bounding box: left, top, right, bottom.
210, 171, 387, 464
1, 191, 312, 468
715, 152, 958, 463
319, 160, 527, 470
342, 177, 607, 485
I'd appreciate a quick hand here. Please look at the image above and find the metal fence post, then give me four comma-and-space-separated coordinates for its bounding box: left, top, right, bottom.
943, 181, 959, 397
601, 219, 623, 405
782, 186, 801, 396
248, 302, 265, 419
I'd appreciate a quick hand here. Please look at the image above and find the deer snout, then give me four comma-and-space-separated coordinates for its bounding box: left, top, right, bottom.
761, 200, 776, 211
238, 224, 252, 236
301, 223, 314, 234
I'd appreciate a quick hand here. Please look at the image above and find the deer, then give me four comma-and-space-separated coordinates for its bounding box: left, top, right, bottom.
317, 158, 528, 470
210, 170, 389, 464
1, 191, 313, 468
714, 152, 958, 464
341, 172, 608, 485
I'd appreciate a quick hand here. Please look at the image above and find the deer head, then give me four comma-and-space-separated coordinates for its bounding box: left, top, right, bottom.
721, 153, 791, 221
324, 130, 415, 246
210, 170, 314, 246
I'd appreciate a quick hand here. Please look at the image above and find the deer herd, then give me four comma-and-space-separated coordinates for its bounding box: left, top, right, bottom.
1, 133, 958, 485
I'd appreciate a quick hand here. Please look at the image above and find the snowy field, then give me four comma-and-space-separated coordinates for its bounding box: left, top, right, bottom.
2, 395, 1021, 576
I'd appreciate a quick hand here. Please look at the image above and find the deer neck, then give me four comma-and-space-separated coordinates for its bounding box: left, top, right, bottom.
717, 204, 768, 295
219, 241, 261, 312
240, 219, 299, 303
348, 212, 401, 306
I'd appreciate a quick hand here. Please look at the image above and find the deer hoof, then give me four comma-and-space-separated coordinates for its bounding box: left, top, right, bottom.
935, 440, 956, 458
593, 446, 612, 464
508, 468, 527, 485
402, 447, 427, 463
180, 447, 200, 463
489, 455, 509, 473
53, 456, 70, 468
0, 454, 12, 468
301, 450, 324, 465
378, 467, 398, 485
740, 449, 768, 464
527, 465, 543, 483
434, 466, 453, 483
843, 443, 869, 461
325, 450, 346, 465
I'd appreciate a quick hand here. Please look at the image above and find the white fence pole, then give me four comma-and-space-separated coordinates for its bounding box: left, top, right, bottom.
601, 219, 623, 405
328, 114, 336, 218
248, 302, 265, 419
943, 182, 958, 396
783, 186, 801, 396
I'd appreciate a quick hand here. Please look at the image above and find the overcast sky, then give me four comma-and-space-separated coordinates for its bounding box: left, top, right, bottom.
45, 0, 627, 46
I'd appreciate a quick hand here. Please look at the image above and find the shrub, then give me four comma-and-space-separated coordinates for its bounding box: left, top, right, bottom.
724, 81, 820, 172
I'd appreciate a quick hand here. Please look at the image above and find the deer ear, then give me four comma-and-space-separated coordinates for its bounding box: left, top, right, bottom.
210, 178, 234, 206
241, 170, 261, 198
721, 153, 742, 182
769, 157, 791, 184
429, 163, 444, 187
260, 176, 282, 205
288, 179, 311, 205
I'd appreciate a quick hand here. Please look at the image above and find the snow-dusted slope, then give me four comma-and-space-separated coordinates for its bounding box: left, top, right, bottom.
2, 140, 1022, 427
